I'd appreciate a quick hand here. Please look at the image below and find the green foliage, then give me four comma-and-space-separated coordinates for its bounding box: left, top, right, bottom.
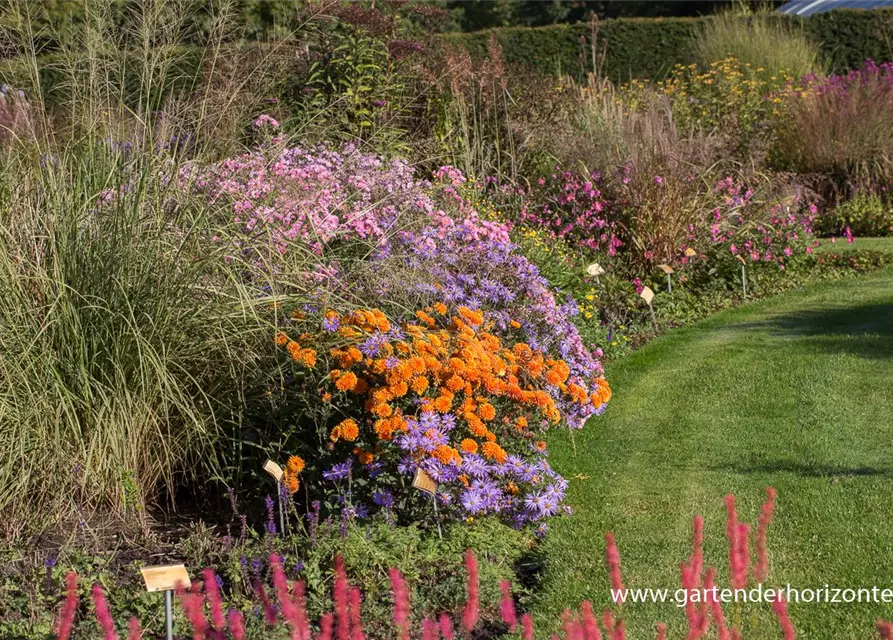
818, 194, 893, 237
0, 518, 530, 640
442, 9, 893, 83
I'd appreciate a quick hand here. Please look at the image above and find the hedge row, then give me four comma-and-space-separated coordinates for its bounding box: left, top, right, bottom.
440, 9, 893, 82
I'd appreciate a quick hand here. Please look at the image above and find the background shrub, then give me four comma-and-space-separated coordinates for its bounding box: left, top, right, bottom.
442, 9, 893, 83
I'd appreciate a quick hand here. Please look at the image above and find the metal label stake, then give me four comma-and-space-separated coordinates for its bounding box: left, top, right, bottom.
412, 468, 442, 539
140, 564, 190, 640
736, 255, 747, 297
263, 459, 286, 534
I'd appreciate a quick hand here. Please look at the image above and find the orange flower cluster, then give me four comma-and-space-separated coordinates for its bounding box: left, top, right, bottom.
278, 332, 317, 368
283, 454, 305, 494
277, 305, 610, 471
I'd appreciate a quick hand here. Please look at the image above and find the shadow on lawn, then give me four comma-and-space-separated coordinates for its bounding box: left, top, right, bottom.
712, 460, 893, 478
729, 301, 893, 360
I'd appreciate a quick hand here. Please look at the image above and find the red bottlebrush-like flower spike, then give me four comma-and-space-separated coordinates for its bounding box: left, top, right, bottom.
91, 583, 118, 640
333, 557, 350, 640
604, 533, 625, 595
499, 580, 517, 631
562, 610, 583, 640
318, 612, 335, 640
462, 549, 479, 632
127, 617, 142, 640
388, 567, 411, 640
755, 487, 777, 583
229, 610, 246, 640
255, 581, 277, 626
704, 568, 729, 640
349, 587, 365, 640
771, 595, 796, 640
724, 494, 740, 588
271, 554, 298, 631
876, 620, 893, 640
177, 582, 209, 640
656, 622, 667, 640
602, 609, 616, 637
440, 613, 455, 640
581, 601, 602, 640
56, 572, 78, 640
735, 522, 751, 590
202, 569, 226, 632
294, 581, 312, 640
521, 614, 535, 640
690, 515, 704, 582
613, 619, 626, 640
422, 618, 439, 640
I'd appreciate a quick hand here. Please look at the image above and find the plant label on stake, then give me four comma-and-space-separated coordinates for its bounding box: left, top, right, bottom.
263, 460, 283, 481
263, 460, 286, 534
639, 285, 658, 332
735, 255, 747, 297
684, 247, 697, 257
140, 564, 190, 640
586, 262, 605, 285
657, 264, 674, 293
412, 468, 442, 539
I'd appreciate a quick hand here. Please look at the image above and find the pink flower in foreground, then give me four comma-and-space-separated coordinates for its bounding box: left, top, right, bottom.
253, 114, 280, 128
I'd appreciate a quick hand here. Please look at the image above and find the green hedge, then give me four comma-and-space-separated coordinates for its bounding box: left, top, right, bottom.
441, 9, 893, 82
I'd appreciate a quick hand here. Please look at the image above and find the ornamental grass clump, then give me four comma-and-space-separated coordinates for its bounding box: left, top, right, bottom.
773, 60, 893, 189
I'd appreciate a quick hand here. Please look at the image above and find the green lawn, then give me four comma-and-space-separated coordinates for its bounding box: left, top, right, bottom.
535, 265, 893, 639
817, 236, 893, 254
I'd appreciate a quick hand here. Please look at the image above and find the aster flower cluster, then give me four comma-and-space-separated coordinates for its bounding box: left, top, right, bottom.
276, 306, 610, 527
187, 144, 507, 258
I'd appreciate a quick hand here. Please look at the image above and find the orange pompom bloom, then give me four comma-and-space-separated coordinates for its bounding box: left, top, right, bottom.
481, 441, 508, 464
478, 403, 496, 421
460, 439, 479, 454
535, 441, 547, 451
354, 448, 375, 465
275, 332, 289, 346
433, 395, 453, 413
336, 371, 358, 392
300, 348, 317, 368
433, 302, 448, 315
445, 374, 465, 393
432, 445, 461, 465
410, 376, 429, 394
287, 455, 305, 474
285, 473, 300, 494
335, 418, 359, 442
390, 381, 409, 398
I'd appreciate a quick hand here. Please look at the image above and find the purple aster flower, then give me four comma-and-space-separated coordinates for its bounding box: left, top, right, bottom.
323, 459, 353, 481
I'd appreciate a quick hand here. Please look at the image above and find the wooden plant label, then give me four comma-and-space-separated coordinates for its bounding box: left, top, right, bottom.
412, 468, 437, 496
639, 286, 655, 305
263, 459, 284, 482
586, 262, 605, 276
684, 247, 697, 257
657, 264, 674, 274
735, 255, 747, 265
140, 564, 191, 593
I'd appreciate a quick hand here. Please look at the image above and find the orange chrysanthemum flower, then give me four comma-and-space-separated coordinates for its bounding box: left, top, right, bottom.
335, 418, 359, 442
433, 395, 453, 413
460, 439, 478, 454
336, 371, 358, 392
433, 302, 447, 315
275, 332, 289, 346
410, 376, 429, 394
285, 473, 300, 494
478, 403, 496, 421
481, 441, 507, 464
287, 455, 305, 474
